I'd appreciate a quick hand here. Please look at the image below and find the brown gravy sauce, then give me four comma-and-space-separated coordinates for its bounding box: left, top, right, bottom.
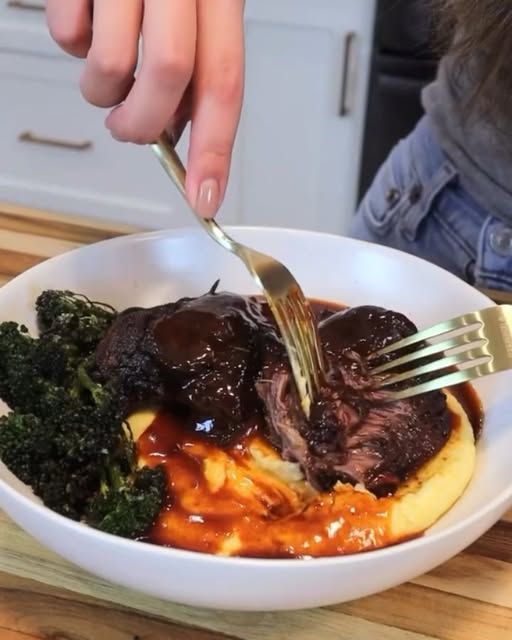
138, 413, 394, 558
137, 299, 483, 557
450, 383, 483, 440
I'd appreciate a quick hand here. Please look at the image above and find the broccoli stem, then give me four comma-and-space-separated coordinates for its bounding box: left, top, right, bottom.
76, 363, 106, 406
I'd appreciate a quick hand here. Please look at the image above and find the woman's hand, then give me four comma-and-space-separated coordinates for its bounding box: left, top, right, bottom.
46, 0, 245, 218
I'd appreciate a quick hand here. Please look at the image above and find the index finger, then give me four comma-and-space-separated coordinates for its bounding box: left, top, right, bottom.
186, 0, 245, 218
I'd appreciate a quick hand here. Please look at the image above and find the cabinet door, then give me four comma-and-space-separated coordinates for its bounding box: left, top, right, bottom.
0, 0, 57, 57
0, 52, 242, 229
236, 0, 376, 234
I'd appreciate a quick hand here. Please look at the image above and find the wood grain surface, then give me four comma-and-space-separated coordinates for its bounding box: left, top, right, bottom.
0, 202, 510, 640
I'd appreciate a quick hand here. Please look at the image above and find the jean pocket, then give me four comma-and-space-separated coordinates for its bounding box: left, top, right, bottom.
360, 138, 420, 238
402, 168, 486, 283
400, 161, 458, 242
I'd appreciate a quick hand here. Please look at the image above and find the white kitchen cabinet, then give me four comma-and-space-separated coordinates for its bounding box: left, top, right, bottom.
0, 52, 198, 229
0, 0, 56, 57
0, 0, 376, 233
237, 0, 376, 233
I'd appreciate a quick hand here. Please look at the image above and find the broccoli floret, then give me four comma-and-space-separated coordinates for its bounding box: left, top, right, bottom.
0, 315, 120, 416
0, 413, 83, 519
0, 386, 128, 519
34, 333, 82, 384
0, 322, 65, 415
0, 323, 35, 408
0, 314, 130, 519
36, 290, 116, 352
0, 412, 49, 486
0, 289, 165, 539
86, 465, 166, 538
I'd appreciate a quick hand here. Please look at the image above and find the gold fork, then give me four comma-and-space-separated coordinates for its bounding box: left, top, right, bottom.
150, 132, 325, 414
368, 305, 512, 401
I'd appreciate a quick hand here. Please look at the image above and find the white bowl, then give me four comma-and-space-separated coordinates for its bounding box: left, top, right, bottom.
0, 227, 511, 611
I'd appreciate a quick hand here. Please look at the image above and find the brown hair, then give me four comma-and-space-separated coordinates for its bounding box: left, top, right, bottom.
435, 0, 512, 120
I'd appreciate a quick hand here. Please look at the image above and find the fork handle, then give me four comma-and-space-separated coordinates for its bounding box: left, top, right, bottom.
150, 132, 238, 255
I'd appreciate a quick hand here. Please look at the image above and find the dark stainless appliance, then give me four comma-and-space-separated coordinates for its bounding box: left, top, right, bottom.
358, 0, 439, 200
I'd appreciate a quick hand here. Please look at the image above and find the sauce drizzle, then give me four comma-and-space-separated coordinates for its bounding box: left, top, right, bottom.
137, 411, 394, 558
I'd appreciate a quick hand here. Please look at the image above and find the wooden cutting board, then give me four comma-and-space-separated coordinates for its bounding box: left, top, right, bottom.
0, 203, 511, 640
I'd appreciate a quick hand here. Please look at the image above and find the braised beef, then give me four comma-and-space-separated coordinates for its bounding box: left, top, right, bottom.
95, 291, 452, 495
95, 303, 175, 403
96, 290, 279, 444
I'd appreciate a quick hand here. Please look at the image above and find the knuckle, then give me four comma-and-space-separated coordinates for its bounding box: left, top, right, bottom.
206, 59, 243, 105
147, 52, 193, 86
87, 49, 135, 83
204, 144, 232, 165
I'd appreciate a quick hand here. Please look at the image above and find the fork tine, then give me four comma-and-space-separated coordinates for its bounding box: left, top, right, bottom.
272, 298, 315, 401
286, 293, 324, 388
384, 367, 484, 402
370, 329, 487, 375
300, 324, 322, 390
285, 300, 316, 381
371, 310, 484, 358
378, 350, 491, 387
374, 305, 512, 401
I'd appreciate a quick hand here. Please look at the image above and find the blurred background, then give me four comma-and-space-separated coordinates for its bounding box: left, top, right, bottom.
0, 0, 437, 234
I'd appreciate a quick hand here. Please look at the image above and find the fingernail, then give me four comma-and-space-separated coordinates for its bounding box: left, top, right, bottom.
195, 178, 220, 218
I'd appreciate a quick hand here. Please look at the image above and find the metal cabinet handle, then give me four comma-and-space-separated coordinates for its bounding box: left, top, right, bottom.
7, 0, 45, 11
339, 32, 357, 116
18, 131, 93, 151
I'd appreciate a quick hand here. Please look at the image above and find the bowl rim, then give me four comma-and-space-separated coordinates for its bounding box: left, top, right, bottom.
0, 225, 508, 569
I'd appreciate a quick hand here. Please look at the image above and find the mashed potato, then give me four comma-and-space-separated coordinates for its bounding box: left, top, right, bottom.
127, 390, 476, 557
